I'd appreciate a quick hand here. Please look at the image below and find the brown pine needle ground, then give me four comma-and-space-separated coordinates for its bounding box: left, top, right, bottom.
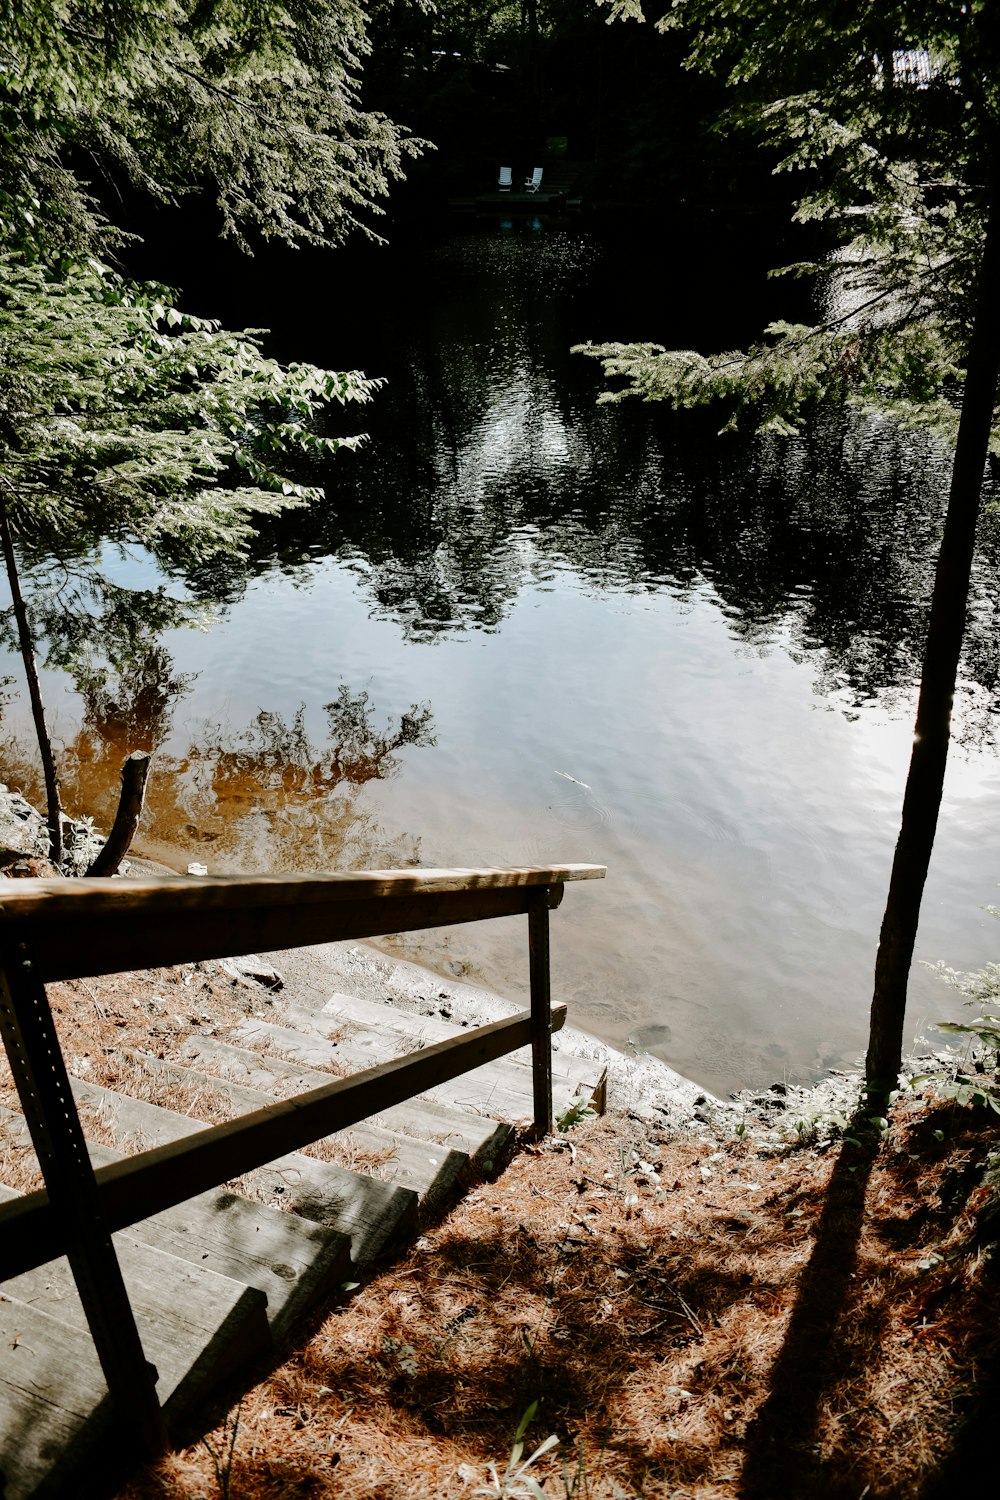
132, 1101, 995, 1500
3, 961, 1000, 1498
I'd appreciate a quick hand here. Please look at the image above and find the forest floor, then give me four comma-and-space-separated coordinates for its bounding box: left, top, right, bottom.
122, 1077, 1000, 1500
3, 955, 998, 1499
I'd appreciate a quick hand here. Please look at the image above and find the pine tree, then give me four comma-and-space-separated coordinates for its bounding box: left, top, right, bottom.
579, 0, 1000, 1100
0, 0, 420, 862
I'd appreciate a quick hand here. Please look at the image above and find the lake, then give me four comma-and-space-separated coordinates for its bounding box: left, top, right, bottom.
4, 211, 1000, 1097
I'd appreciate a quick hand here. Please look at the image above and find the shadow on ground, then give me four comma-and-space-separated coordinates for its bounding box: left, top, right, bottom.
123, 1107, 1000, 1499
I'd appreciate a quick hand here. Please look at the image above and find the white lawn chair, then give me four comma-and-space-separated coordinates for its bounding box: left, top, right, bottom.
524, 167, 544, 193
498, 166, 513, 191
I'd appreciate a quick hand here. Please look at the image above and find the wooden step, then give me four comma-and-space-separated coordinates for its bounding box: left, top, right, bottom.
0, 1118, 354, 1341
286, 987, 587, 1079
66, 1078, 418, 1267
317, 989, 538, 1052
233, 1009, 597, 1123
301, 992, 597, 1094
172, 1032, 513, 1167
251, 944, 626, 1111
251, 946, 605, 1090
255, 944, 600, 1082
125, 1050, 471, 1209
110, 1167, 352, 1343
0, 1183, 269, 1423
0, 1289, 128, 1500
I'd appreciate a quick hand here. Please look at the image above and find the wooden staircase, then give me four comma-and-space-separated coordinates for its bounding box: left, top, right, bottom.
0, 865, 605, 1499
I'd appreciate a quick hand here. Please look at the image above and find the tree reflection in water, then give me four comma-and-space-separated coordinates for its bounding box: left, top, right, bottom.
0, 535, 437, 871
5, 221, 1000, 1089
243, 224, 1000, 738
35, 661, 437, 873
78, 644, 194, 755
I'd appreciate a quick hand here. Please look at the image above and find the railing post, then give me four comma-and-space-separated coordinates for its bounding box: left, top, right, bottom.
528, 886, 554, 1138
0, 947, 167, 1456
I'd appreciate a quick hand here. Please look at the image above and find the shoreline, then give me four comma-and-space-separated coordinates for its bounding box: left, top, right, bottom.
0, 779, 876, 1137
0, 780, 717, 1118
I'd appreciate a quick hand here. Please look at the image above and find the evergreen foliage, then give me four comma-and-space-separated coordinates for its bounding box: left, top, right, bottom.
579, 2, 999, 442
582, 1, 1000, 1101
0, 257, 378, 565
2, 0, 421, 258
0, 0, 418, 573
0, 0, 418, 859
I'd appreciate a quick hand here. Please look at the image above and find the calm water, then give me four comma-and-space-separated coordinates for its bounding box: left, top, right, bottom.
5, 216, 1000, 1096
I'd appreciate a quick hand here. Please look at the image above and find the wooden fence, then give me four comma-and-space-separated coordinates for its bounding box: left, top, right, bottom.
0, 863, 605, 1455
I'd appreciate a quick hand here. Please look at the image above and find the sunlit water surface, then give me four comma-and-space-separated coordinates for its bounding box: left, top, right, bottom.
5, 218, 1000, 1097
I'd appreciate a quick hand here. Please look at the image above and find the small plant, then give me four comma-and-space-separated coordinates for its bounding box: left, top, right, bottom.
556, 1098, 598, 1133
559, 1441, 594, 1499
929, 1073, 1000, 1114
918, 1013, 1000, 1113
202, 1399, 242, 1500
476, 1401, 559, 1499
790, 1112, 836, 1146
926, 924, 1000, 1111
935, 1012, 1000, 1059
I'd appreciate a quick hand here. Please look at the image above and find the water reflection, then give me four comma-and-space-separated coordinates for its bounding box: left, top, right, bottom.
301, 297, 1000, 737
78, 644, 193, 754
48, 684, 436, 873
3, 219, 1000, 1094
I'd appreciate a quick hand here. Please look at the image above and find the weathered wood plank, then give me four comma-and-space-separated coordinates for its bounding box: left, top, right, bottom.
232, 1013, 581, 1121
0, 864, 604, 914
126, 1052, 472, 1207
70, 1080, 419, 1264
0, 1182, 270, 1421
233, 998, 594, 1120
0, 1292, 121, 1500
235, 1016, 585, 1124
0, 1074, 418, 1280
0, 865, 605, 982
316, 992, 532, 1046
0, 1133, 353, 1341
0, 1007, 549, 1278
310, 992, 587, 1082
4, 889, 538, 981
122, 1178, 353, 1342
173, 1033, 513, 1165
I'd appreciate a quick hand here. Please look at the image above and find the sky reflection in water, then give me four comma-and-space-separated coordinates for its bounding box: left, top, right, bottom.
5, 219, 1000, 1096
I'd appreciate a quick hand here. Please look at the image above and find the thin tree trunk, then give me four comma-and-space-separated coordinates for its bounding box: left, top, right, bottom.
866, 199, 1000, 1099
0, 488, 62, 864
86, 751, 151, 876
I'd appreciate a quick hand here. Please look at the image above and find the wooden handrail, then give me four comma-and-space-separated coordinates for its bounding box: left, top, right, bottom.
0, 861, 606, 1454
0, 1003, 567, 1280
0, 864, 606, 981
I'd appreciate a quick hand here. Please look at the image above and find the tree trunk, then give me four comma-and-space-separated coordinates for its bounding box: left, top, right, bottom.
0, 488, 63, 865
86, 751, 151, 876
866, 199, 1000, 1100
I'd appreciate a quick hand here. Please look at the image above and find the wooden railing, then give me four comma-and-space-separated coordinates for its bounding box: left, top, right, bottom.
0, 863, 605, 1455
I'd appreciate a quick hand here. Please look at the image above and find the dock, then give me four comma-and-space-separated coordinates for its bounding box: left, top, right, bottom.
449, 162, 582, 214
472, 189, 568, 210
